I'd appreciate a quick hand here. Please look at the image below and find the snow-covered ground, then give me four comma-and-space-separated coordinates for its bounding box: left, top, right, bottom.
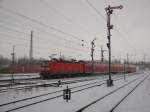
0, 75, 107, 92
0, 75, 109, 105
115, 73, 150, 112
0, 71, 149, 112
0, 73, 40, 81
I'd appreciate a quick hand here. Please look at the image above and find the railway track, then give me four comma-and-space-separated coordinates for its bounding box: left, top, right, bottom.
0, 73, 136, 93
76, 75, 148, 112
0, 76, 107, 93
0, 77, 40, 82
109, 75, 148, 112
0, 75, 130, 112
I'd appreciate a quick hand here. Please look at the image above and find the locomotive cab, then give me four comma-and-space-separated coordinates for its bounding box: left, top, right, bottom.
40, 61, 50, 78
41, 61, 49, 70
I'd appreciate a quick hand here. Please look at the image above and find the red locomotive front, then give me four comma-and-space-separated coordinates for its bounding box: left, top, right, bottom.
40, 60, 84, 78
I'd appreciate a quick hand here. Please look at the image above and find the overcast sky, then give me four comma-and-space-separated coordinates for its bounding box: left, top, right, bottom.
0, 0, 150, 62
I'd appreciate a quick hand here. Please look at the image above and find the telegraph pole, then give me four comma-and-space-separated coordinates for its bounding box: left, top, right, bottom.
11, 45, 15, 84
127, 53, 129, 64
29, 31, 33, 65
119, 54, 121, 64
60, 51, 62, 59
143, 54, 146, 70
123, 59, 126, 80
91, 38, 96, 74
105, 5, 123, 87
101, 45, 106, 63
126, 53, 129, 72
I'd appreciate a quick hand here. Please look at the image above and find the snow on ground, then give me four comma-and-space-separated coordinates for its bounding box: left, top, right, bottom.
84, 75, 146, 112
0, 72, 149, 112
0, 73, 40, 81
0, 74, 106, 92
0, 73, 144, 112
115, 72, 150, 112
0, 75, 107, 105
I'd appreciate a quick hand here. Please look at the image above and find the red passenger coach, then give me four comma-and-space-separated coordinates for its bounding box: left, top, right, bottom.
14, 65, 42, 73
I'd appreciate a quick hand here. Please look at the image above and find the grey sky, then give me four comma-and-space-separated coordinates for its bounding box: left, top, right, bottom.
0, 0, 150, 62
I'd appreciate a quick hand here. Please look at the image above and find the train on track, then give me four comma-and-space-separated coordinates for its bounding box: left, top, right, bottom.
40, 59, 136, 78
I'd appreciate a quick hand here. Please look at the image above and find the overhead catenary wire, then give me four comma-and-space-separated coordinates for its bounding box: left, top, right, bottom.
0, 23, 90, 50
0, 6, 87, 43
104, 0, 108, 6
0, 29, 90, 56
0, 11, 90, 47
0, 40, 90, 60
85, 0, 106, 21
0, 18, 35, 32
0, 33, 89, 54
0, 10, 88, 46
0, 12, 91, 49
114, 28, 138, 51
0, 1, 115, 60
85, 0, 138, 54
0, 24, 29, 36
39, 0, 93, 44
0, 32, 29, 42
38, 0, 72, 23
0, 2, 106, 60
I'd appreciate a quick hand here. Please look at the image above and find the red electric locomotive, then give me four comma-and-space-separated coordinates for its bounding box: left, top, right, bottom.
40, 59, 136, 78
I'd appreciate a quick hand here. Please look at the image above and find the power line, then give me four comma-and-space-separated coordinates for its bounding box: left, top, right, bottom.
39, 0, 91, 44
38, 0, 72, 23
85, 1, 138, 54
0, 40, 90, 59
0, 34, 89, 54
35, 30, 88, 48
0, 32, 29, 42
0, 19, 34, 32
0, 12, 89, 46
0, 24, 29, 36
0, 40, 28, 47
85, 0, 106, 21
0, 31, 90, 55
0, 16, 89, 49
104, 0, 108, 6
0, 23, 89, 49
112, 15, 139, 51
0, 35, 89, 56
0, 6, 86, 42
0, 11, 87, 46
114, 28, 138, 51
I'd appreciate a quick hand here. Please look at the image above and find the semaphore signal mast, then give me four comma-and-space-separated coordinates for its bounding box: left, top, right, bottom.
105, 5, 123, 87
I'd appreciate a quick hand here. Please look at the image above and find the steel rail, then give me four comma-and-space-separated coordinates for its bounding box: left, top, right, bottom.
109, 75, 148, 112
75, 75, 144, 112
3, 77, 124, 112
